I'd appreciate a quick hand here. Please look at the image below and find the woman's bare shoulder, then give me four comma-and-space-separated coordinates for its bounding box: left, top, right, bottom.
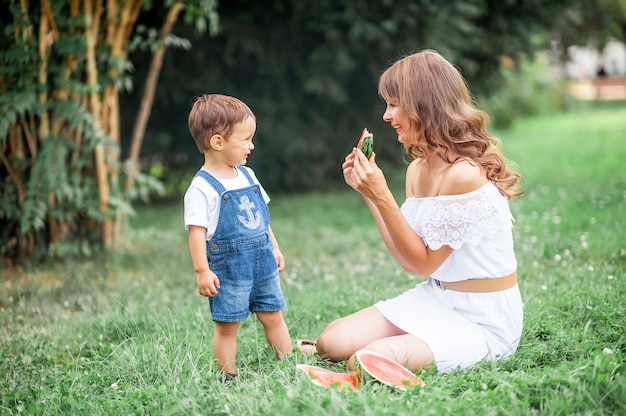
440, 159, 487, 196
406, 158, 424, 173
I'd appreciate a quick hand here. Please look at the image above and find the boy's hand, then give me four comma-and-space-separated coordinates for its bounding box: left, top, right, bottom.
273, 247, 285, 273
196, 269, 220, 297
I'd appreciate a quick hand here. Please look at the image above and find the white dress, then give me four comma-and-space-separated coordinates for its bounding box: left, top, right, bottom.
375, 181, 523, 373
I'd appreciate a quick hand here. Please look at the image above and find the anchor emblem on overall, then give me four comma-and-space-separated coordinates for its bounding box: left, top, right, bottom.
237, 195, 261, 230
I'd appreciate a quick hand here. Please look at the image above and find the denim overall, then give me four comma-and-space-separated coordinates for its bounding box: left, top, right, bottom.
195, 167, 286, 322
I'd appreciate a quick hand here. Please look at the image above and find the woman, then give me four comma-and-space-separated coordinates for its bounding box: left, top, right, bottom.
303, 50, 524, 374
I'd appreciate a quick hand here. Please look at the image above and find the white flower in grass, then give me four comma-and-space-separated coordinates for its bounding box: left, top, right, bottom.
608, 275, 614, 280
588, 265, 594, 271
580, 234, 589, 249
541, 285, 547, 291
324, 273, 336, 282
554, 254, 562, 261
111, 382, 119, 389
603, 348, 613, 355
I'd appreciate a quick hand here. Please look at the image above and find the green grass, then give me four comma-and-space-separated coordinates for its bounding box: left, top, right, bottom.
1, 102, 625, 415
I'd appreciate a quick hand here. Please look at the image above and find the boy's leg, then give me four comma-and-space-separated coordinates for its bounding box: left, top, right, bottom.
255, 311, 292, 359
214, 321, 241, 374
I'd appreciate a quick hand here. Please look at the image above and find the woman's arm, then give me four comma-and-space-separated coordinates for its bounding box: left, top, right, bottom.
361, 197, 413, 273
343, 150, 460, 276
344, 150, 412, 270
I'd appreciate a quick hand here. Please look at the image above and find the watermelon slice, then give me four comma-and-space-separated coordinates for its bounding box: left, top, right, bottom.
356, 128, 374, 159
354, 350, 425, 390
296, 364, 359, 391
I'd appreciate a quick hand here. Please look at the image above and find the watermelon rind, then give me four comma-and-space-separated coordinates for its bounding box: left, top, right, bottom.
296, 364, 359, 391
357, 128, 374, 159
353, 350, 424, 391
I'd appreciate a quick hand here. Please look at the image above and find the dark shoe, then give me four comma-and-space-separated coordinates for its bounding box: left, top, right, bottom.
219, 372, 238, 385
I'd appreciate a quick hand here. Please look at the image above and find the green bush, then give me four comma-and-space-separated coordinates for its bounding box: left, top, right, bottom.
480, 53, 574, 129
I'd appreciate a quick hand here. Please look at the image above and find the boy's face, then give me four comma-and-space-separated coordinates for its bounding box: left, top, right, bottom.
222, 116, 256, 167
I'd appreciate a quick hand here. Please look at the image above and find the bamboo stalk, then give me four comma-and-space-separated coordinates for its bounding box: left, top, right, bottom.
2, 128, 25, 203
125, 0, 184, 192
84, 0, 112, 247
19, 115, 37, 160
37, 0, 50, 142
38, 0, 64, 242
16, 0, 33, 41
105, 0, 143, 246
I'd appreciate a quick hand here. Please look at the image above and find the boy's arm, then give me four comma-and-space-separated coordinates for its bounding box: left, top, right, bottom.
268, 225, 285, 272
188, 225, 220, 297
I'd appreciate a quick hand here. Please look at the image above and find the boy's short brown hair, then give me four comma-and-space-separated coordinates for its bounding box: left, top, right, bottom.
188, 94, 256, 152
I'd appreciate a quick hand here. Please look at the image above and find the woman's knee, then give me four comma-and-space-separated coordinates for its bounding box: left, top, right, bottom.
316, 319, 352, 359
316, 307, 390, 359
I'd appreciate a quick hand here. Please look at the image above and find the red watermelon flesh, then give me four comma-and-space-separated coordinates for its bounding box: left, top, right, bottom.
357, 128, 370, 149
354, 350, 425, 390
296, 364, 359, 391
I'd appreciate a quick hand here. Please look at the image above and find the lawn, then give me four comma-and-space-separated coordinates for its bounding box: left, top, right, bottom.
1, 102, 625, 415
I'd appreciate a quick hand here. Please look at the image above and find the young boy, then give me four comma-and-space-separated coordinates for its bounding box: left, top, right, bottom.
184, 94, 291, 383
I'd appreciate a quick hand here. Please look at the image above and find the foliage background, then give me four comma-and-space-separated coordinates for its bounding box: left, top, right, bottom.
2, 0, 625, 261
121, 0, 589, 194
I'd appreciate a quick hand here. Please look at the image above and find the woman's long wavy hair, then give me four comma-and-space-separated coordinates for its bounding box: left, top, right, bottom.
378, 50, 524, 200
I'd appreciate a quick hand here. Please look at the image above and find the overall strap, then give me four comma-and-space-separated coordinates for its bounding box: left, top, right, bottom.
194, 169, 226, 194
236, 166, 256, 186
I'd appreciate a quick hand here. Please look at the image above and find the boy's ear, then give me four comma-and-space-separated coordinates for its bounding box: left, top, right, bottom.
209, 134, 224, 150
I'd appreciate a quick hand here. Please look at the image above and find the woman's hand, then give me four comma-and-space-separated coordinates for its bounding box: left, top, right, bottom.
342, 148, 387, 200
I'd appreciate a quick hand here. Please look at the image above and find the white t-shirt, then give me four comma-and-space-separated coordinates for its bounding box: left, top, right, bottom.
183, 167, 270, 240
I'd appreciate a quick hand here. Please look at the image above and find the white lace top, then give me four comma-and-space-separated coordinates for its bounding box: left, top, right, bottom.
400, 181, 517, 282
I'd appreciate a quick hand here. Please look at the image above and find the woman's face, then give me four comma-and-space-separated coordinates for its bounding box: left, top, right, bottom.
382, 101, 411, 144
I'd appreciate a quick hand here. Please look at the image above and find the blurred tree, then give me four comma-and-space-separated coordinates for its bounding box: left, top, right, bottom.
4, 0, 616, 264
554, 0, 626, 49
0, 0, 217, 264
124, 0, 582, 195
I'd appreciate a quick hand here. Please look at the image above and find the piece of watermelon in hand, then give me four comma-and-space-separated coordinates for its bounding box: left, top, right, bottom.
357, 128, 374, 159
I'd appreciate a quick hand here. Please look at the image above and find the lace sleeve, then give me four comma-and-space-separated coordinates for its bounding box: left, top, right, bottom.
415, 190, 512, 250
